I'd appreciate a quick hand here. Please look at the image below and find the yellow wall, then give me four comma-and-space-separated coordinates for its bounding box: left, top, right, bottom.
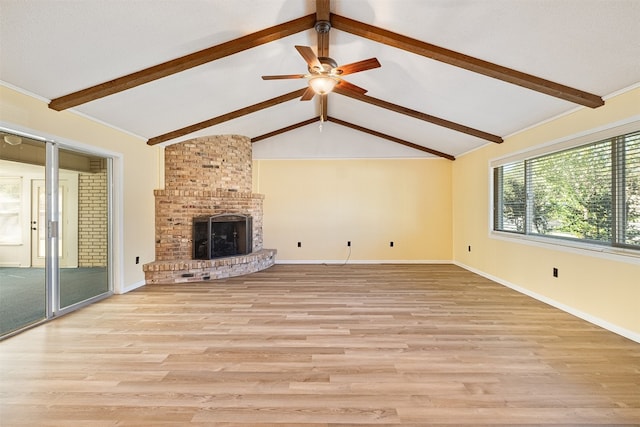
452, 87, 640, 338
0, 85, 160, 292
252, 158, 452, 262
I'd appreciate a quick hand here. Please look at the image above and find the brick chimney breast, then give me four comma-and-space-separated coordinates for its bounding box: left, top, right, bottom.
164, 134, 252, 193
144, 135, 275, 283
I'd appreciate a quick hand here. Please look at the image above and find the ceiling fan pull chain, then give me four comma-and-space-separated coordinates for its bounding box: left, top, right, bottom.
319, 97, 325, 132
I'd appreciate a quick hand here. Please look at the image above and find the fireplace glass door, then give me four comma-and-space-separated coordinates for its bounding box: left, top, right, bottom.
193, 214, 252, 260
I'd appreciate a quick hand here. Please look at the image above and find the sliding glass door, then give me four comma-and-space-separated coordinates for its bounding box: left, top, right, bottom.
0, 129, 112, 338
0, 134, 46, 336
59, 147, 110, 310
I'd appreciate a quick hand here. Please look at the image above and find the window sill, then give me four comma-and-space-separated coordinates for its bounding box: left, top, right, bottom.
490, 231, 640, 265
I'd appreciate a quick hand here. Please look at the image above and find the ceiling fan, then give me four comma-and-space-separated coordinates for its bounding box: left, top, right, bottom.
262, 45, 381, 101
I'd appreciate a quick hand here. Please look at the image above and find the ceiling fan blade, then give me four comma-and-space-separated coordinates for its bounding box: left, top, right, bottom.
261, 74, 307, 80
335, 79, 368, 95
335, 58, 381, 76
300, 86, 316, 101
295, 45, 322, 71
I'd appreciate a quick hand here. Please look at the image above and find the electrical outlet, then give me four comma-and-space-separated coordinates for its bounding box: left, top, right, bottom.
553, 267, 558, 278
390, 241, 394, 247
347, 241, 351, 247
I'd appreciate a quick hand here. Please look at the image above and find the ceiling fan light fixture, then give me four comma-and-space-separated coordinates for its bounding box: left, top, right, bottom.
3, 135, 22, 146
308, 75, 338, 95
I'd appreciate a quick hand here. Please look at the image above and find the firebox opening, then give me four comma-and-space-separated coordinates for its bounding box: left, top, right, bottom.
193, 214, 253, 260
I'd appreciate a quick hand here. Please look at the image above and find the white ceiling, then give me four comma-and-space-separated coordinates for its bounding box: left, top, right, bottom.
1, 0, 639, 159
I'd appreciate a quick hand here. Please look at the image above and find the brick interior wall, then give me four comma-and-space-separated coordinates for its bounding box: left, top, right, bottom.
78, 159, 107, 267
154, 135, 264, 261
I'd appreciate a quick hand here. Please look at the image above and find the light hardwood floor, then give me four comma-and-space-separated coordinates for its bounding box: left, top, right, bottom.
1, 264, 639, 426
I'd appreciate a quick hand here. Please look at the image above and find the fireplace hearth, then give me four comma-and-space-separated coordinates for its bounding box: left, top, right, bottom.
193, 214, 252, 260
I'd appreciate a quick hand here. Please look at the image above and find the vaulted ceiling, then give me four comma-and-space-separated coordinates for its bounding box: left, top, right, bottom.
1, 0, 639, 160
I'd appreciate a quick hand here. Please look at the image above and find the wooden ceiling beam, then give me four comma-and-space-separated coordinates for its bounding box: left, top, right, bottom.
331, 14, 604, 108
335, 87, 503, 143
316, 0, 331, 58
251, 117, 320, 143
49, 14, 316, 111
316, 0, 331, 125
147, 89, 307, 145
327, 116, 455, 160
320, 94, 329, 122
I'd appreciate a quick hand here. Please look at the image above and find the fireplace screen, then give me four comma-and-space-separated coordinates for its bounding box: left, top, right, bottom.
193, 214, 252, 260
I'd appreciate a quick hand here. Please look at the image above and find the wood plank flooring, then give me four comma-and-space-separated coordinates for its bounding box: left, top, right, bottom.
1, 264, 639, 426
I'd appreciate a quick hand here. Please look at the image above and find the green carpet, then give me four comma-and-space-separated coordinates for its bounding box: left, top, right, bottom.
0, 267, 108, 336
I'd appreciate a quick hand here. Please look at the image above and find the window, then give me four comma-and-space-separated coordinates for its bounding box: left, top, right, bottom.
0, 177, 22, 244
493, 130, 640, 250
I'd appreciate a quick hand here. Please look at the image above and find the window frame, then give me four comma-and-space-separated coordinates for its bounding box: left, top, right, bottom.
489, 117, 640, 263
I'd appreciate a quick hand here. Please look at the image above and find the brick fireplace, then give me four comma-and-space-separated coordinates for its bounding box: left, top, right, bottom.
143, 135, 276, 284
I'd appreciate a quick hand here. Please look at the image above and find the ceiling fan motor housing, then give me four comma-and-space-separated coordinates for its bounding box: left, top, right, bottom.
310, 57, 338, 74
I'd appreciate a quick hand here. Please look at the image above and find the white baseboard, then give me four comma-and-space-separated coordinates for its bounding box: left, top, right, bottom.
120, 280, 145, 294
454, 261, 640, 344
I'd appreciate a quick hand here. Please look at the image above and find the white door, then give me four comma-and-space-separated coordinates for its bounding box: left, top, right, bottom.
31, 177, 78, 268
